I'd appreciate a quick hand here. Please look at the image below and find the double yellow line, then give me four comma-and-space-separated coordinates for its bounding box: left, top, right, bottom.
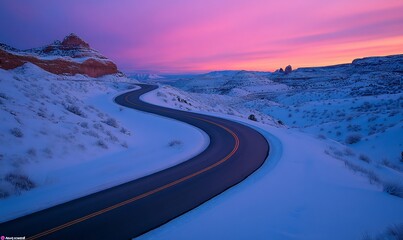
28, 90, 240, 239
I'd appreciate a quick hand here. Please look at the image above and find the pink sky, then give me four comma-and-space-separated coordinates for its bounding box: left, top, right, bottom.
0, 0, 402, 73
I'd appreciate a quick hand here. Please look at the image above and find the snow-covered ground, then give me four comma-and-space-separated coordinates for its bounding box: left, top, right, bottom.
1, 53, 401, 238
138, 121, 403, 240
137, 59, 403, 239
0, 63, 209, 222
160, 56, 402, 170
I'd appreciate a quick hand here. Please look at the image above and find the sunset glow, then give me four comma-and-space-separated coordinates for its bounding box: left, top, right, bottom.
1, 0, 402, 73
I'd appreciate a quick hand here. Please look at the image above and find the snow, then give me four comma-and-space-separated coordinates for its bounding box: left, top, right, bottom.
136, 75, 403, 239
0, 63, 209, 222
1, 53, 401, 238
147, 119, 400, 240
150, 55, 402, 168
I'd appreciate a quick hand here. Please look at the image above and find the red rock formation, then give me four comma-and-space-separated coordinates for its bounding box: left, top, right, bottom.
0, 34, 119, 77
61, 33, 90, 48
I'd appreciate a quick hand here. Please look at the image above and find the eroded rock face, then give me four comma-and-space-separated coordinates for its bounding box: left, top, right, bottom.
0, 34, 118, 77
285, 65, 292, 74
61, 33, 90, 48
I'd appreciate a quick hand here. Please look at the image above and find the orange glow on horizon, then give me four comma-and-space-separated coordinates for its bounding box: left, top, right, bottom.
1, 0, 402, 73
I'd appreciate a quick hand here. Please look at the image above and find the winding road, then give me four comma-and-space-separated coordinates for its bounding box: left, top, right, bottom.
0, 84, 269, 239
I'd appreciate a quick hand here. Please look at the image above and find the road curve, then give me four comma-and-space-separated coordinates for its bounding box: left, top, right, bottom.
0, 84, 269, 239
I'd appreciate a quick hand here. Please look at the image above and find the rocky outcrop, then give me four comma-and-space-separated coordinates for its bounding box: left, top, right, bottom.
284, 65, 292, 74
61, 33, 90, 48
0, 34, 118, 77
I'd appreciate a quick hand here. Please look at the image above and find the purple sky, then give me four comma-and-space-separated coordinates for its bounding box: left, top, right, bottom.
1, 0, 402, 73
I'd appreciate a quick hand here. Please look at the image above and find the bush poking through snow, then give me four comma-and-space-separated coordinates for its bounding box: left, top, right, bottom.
363, 224, 403, 240
0, 92, 8, 99
367, 171, 380, 184
359, 154, 371, 163
386, 224, 403, 240
345, 134, 362, 144
120, 127, 130, 135
168, 140, 182, 147
5, 173, 35, 192
80, 122, 89, 129
10, 128, 23, 138
248, 114, 257, 121
66, 105, 86, 117
96, 140, 108, 149
105, 117, 118, 128
27, 148, 37, 157
381, 159, 401, 171
0, 189, 10, 199
317, 134, 326, 139
383, 182, 403, 198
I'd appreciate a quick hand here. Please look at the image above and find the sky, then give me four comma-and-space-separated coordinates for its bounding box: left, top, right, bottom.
0, 0, 402, 73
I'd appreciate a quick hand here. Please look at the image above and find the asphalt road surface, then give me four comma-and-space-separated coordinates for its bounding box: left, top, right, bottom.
0, 84, 269, 239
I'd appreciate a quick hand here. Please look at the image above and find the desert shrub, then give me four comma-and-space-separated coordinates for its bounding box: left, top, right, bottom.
248, 114, 257, 121
344, 148, 355, 156
359, 154, 371, 163
96, 140, 108, 149
367, 171, 380, 184
83, 130, 99, 138
277, 120, 284, 125
362, 224, 403, 240
106, 131, 118, 142
386, 224, 403, 240
347, 124, 362, 132
27, 148, 37, 157
168, 140, 182, 147
43, 147, 53, 158
37, 109, 46, 118
344, 160, 367, 173
381, 159, 401, 171
93, 123, 104, 130
105, 117, 118, 128
121, 142, 128, 148
0, 189, 9, 199
383, 182, 403, 198
80, 122, 89, 129
317, 134, 326, 139
0, 92, 8, 99
97, 112, 105, 119
120, 127, 130, 135
77, 144, 86, 151
10, 127, 23, 138
345, 134, 362, 144
5, 173, 35, 191
66, 105, 86, 117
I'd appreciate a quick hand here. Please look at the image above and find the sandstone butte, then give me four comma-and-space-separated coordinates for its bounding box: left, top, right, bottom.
0, 33, 119, 78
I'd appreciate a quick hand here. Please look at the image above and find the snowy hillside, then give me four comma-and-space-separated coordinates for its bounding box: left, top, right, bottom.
157, 54, 403, 167
128, 72, 165, 81
138, 54, 403, 239
0, 64, 208, 222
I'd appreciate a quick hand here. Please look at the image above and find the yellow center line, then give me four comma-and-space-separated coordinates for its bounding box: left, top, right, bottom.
27, 90, 240, 240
